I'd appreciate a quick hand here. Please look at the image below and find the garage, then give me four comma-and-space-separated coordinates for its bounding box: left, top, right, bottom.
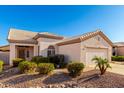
57, 31, 112, 65
86, 48, 108, 65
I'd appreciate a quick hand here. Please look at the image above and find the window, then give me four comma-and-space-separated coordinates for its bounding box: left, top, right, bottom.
47, 46, 55, 57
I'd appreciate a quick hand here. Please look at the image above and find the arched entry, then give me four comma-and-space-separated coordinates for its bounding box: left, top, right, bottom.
47, 45, 55, 57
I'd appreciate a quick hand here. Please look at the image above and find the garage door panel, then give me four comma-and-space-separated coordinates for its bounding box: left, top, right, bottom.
86, 48, 108, 65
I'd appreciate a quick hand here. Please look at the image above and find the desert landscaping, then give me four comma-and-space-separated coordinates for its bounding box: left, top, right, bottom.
0, 55, 124, 88
0, 65, 124, 88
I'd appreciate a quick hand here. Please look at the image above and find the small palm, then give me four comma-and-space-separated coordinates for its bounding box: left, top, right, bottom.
92, 56, 111, 75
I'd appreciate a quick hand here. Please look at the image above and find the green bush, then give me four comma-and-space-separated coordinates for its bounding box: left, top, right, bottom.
38, 63, 55, 74
49, 54, 66, 68
31, 55, 66, 68
112, 56, 124, 61
31, 56, 50, 64
67, 62, 85, 77
12, 58, 24, 67
18, 61, 37, 73
59, 62, 68, 68
0, 60, 4, 73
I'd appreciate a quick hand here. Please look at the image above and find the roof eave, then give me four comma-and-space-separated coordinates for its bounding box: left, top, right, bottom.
99, 32, 113, 46
56, 38, 81, 46
56, 31, 113, 47
8, 39, 38, 44
33, 34, 64, 40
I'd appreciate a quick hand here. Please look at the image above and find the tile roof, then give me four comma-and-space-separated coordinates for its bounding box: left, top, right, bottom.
0, 45, 10, 51
57, 30, 100, 43
113, 42, 124, 47
8, 28, 38, 44
8, 28, 63, 44
56, 30, 113, 46
7, 28, 112, 46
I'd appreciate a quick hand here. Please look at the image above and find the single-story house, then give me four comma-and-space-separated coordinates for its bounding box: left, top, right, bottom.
0, 45, 10, 64
113, 42, 124, 56
0, 45, 10, 52
7, 28, 113, 66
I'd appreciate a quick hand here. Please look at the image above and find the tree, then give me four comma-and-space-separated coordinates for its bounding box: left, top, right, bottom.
92, 56, 111, 75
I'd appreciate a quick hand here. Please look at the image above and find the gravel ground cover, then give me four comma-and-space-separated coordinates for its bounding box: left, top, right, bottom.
0, 67, 124, 88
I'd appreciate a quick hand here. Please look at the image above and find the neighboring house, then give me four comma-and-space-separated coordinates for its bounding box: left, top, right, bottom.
7, 28, 113, 66
113, 42, 124, 56
0, 45, 10, 52
0, 45, 10, 64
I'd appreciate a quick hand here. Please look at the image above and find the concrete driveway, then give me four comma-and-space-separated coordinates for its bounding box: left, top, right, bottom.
107, 63, 124, 75
88, 62, 124, 75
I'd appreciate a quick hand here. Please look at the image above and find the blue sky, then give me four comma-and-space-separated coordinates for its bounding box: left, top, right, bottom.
0, 5, 124, 45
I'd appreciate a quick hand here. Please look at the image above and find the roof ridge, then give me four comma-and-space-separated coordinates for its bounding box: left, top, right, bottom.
61, 29, 101, 41
10, 28, 38, 33
56, 29, 113, 46
38, 32, 64, 37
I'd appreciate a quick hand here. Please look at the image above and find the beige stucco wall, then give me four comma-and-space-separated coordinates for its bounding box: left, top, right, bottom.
81, 35, 112, 65
9, 43, 38, 65
9, 34, 112, 66
58, 43, 81, 62
37, 37, 61, 57
116, 46, 124, 56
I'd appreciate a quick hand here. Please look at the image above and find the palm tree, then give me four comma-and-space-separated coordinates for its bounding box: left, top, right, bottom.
92, 56, 111, 75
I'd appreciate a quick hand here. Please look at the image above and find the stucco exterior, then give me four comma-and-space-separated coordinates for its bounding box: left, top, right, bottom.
9, 43, 38, 65
37, 37, 61, 57
58, 43, 81, 62
8, 29, 112, 66
57, 34, 112, 65
81, 35, 112, 65
115, 46, 124, 56
112, 42, 124, 56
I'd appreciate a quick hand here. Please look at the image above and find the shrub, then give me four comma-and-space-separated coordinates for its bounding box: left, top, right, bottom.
31, 56, 50, 64
12, 58, 24, 67
67, 62, 85, 77
31, 56, 42, 63
49, 54, 66, 68
18, 61, 37, 73
112, 56, 124, 61
38, 63, 55, 74
0, 60, 4, 73
59, 62, 68, 68
92, 56, 111, 75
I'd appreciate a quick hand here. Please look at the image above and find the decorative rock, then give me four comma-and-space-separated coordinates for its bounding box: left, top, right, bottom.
48, 85, 52, 88
60, 84, 65, 88
1, 68, 124, 88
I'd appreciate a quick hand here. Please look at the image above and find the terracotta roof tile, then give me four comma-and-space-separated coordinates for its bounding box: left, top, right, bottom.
56, 30, 113, 46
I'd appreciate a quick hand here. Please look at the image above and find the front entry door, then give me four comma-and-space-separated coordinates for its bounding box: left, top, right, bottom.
17, 46, 34, 60
18, 49, 25, 59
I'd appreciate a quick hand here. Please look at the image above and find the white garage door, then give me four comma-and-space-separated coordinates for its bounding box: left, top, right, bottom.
86, 48, 108, 65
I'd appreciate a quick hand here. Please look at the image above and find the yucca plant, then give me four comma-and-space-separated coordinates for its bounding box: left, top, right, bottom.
92, 56, 111, 75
